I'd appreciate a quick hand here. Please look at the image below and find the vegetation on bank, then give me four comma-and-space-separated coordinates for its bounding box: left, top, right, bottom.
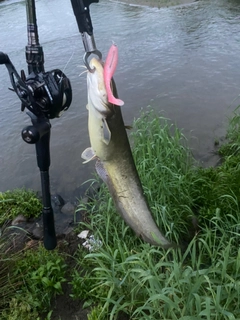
0, 188, 42, 226
72, 108, 240, 319
0, 106, 240, 319
0, 239, 66, 320
0, 189, 66, 320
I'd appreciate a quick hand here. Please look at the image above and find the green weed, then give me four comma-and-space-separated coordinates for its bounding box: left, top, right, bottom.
219, 104, 240, 156
0, 188, 42, 226
0, 234, 23, 318
1, 244, 67, 320
87, 305, 105, 320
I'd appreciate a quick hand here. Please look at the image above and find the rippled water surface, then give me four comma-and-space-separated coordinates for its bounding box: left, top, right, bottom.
0, 0, 240, 198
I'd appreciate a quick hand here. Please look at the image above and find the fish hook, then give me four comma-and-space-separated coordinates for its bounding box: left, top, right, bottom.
83, 50, 102, 73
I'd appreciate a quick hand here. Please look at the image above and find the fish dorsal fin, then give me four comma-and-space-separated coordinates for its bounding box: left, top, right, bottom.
95, 160, 108, 184
81, 147, 96, 164
102, 118, 111, 145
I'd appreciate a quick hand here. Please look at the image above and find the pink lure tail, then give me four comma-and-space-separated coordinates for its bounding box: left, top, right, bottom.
103, 44, 124, 106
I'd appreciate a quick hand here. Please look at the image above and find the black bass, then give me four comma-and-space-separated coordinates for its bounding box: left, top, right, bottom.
82, 44, 173, 249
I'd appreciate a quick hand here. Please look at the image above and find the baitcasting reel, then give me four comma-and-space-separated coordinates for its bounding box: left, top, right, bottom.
0, 52, 72, 120
0, 0, 73, 250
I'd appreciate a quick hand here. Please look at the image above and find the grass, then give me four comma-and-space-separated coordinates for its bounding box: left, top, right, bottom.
0, 190, 63, 319
219, 104, 240, 157
0, 231, 67, 320
0, 232, 23, 317
0, 188, 42, 226
0, 189, 66, 320
72, 107, 240, 319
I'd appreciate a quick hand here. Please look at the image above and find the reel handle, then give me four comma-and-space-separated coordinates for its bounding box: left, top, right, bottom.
22, 121, 51, 144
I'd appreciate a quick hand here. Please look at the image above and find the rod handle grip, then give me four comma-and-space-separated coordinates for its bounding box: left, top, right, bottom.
43, 207, 57, 250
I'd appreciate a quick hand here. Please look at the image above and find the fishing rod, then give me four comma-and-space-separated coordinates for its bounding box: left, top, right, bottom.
70, 0, 102, 71
0, 0, 72, 250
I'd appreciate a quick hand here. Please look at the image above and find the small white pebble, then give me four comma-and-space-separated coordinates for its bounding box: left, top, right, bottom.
77, 230, 90, 239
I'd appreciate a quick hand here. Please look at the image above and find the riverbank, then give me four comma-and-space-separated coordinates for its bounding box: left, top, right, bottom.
114, 0, 197, 9
1, 106, 240, 319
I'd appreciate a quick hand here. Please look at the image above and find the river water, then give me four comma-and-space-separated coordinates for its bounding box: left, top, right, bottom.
0, 0, 240, 199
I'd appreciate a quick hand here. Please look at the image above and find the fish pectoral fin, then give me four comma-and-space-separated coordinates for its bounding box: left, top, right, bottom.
81, 147, 96, 164
95, 160, 108, 184
102, 118, 111, 145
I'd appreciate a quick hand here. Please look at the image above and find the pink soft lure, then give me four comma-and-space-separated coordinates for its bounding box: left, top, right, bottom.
103, 44, 124, 106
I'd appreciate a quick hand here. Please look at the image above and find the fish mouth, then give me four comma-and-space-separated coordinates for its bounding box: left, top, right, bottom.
87, 58, 111, 114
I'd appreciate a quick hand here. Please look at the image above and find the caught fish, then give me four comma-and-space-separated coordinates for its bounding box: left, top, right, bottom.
82, 44, 174, 249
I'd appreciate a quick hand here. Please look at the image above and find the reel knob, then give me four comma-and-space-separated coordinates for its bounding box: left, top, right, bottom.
22, 125, 40, 144
22, 120, 51, 144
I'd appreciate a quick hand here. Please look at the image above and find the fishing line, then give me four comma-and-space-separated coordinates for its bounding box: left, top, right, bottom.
41, 0, 59, 21
60, 50, 76, 81
36, 0, 79, 77
79, 66, 88, 77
